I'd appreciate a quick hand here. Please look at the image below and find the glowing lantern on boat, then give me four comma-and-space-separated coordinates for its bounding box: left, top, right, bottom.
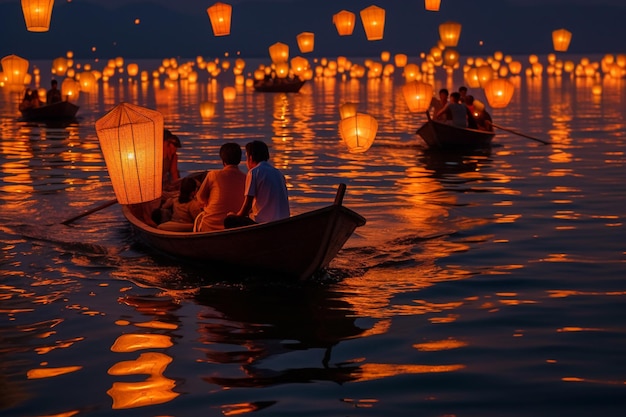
222, 86, 236, 100
269, 42, 289, 63
339, 113, 378, 153
61, 78, 79, 101
439, 21, 461, 47
360, 5, 385, 41
552, 28, 572, 52
402, 80, 434, 113
394, 54, 407, 68
274, 62, 290, 78
339, 102, 358, 120
200, 101, 216, 118
207, 2, 232, 36
253, 69, 265, 80
333, 10, 355, 36
21, 0, 54, 32
95, 103, 163, 205
296, 32, 314, 53
483, 78, 515, 108
0, 54, 29, 88
425, 0, 441, 11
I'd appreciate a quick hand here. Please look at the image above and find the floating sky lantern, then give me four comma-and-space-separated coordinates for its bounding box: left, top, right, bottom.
442, 48, 459, 68
78, 71, 97, 94
402, 81, 434, 113
296, 32, 314, 54
222, 86, 236, 100
360, 5, 385, 41
207, 2, 232, 36
95, 103, 164, 205
339, 102, 358, 120
483, 78, 515, 108
339, 113, 378, 153
1, 54, 29, 89
290, 56, 309, 77
439, 21, 462, 47
424, 0, 441, 11
61, 78, 78, 101
274, 62, 290, 78
394, 54, 408, 68
199, 101, 216, 118
269, 42, 289, 64
333, 10, 355, 36
552, 28, 572, 52
127, 63, 139, 77
21, 0, 54, 32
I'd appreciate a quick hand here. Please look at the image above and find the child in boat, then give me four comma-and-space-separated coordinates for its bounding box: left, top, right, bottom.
19, 88, 40, 111
157, 176, 202, 231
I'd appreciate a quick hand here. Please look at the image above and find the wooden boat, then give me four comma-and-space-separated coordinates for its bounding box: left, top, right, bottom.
416, 113, 496, 150
253, 77, 305, 93
20, 101, 79, 121
121, 184, 366, 280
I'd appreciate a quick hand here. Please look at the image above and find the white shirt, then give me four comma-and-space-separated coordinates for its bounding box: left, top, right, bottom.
245, 161, 290, 223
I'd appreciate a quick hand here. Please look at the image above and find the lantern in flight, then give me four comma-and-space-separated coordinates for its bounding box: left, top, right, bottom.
425, 0, 441, 11
552, 28, 572, 52
402, 81, 433, 113
95, 103, 164, 205
21, 0, 54, 32
207, 2, 232, 36
269, 42, 289, 63
333, 10, 355, 36
200, 101, 216, 118
360, 5, 385, 41
1, 54, 29, 88
339, 113, 378, 153
296, 32, 314, 53
439, 21, 462, 47
483, 78, 515, 108
394, 54, 408, 68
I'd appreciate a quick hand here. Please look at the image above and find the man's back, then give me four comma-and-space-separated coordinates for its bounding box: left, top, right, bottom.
197, 166, 246, 231
246, 161, 289, 223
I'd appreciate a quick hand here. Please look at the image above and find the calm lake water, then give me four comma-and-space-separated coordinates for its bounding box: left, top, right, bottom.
1, 56, 625, 417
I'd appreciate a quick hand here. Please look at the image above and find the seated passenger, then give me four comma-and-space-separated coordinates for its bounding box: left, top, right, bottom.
157, 176, 202, 231
436, 91, 474, 128
19, 88, 40, 111
46, 79, 62, 104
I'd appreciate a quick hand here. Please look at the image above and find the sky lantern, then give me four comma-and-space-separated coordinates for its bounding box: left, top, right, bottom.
394, 54, 407, 68
274, 62, 290, 78
380, 51, 390, 62
207, 2, 232, 36
21, 0, 54, 32
200, 101, 216, 118
61, 78, 78, 101
127, 63, 139, 77
333, 10, 355, 36
290, 56, 309, 77
439, 21, 462, 47
483, 78, 515, 108
476, 65, 494, 87
424, 0, 441, 11
95, 103, 164, 205
223, 86, 236, 100
339, 113, 378, 153
269, 42, 289, 63
360, 5, 385, 41
552, 28, 572, 52
442, 48, 459, 68
464, 67, 481, 88
296, 32, 314, 53
508, 60, 523, 75
339, 102, 358, 120
78, 71, 97, 94
402, 81, 433, 113
1, 54, 29, 88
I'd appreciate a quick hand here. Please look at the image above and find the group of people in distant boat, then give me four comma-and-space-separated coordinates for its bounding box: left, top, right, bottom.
430, 86, 493, 132
19, 79, 63, 112
143, 135, 290, 233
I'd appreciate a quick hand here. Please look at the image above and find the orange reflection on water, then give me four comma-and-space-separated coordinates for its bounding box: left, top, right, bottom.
110, 333, 173, 352
219, 401, 276, 416
353, 362, 464, 382
27, 366, 82, 379
413, 338, 468, 351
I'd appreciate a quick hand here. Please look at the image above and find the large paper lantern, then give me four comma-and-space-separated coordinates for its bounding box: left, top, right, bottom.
483, 78, 515, 109
269, 42, 289, 64
339, 113, 378, 153
296, 32, 314, 54
207, 2, 232, 36
95, 103, 164, 205
402, 81, 434, 113
1, 54, 29, 88
21, 0, 54, 32
360, 5, 385, 41
425, 0, 441, 11
439, 21, 462, 47
552, 28, 572, 52
333, 10, 355, 36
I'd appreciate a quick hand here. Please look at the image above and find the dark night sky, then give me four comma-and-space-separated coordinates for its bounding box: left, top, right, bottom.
1, 0, 625, 60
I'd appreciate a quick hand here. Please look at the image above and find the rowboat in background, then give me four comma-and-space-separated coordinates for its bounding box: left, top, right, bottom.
416, 113, 496, 150
122, 184, 366, 280
20, 101, 79, 122
253, 77, 305, 93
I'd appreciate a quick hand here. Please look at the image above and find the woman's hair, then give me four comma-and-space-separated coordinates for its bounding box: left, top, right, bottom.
178, 177, 197, 203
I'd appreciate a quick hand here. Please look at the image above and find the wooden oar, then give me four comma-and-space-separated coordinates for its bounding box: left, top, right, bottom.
61, 198, 118, 225
492, 123, 551, 145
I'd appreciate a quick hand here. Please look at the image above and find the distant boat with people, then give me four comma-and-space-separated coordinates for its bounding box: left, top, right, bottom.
416, 112, 496, 150
19, 100, 80, 122
253, 76, 306, 93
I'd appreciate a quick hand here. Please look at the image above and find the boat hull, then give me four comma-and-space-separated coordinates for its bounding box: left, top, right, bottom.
20, 101, 79, 121
417, 120, 495, 150
122, 203, 365, 280
253, 79, 305, 93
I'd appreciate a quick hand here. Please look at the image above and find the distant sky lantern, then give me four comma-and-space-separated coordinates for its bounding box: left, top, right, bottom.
380, 51, 390, 62
394, 54, 407, 68
253, 69, 265, 80
207, 2, 232, 36
127, 63, 139, 77
552, 28, 572, 52
290, 56, 309, 76
95, 103, 164, 205
483, 78, 515, 108
269, 42, 289, 64
508, 61, 522, 75
442, 48, 459, 68
476, 65, 494, 87
333, 10, 355, 36
21, 0, 54, 32
274, 62, 290, 78
360, 5, 385, 41
296, 32, 314, 53
134, 18, 140, 24
402, 80, 433, 113
200, 101, 216, 118
424, 0, 441, 11
61, 78, 78, 101
1, 54, 29, 88
222, 86, 236, 100
439, 21, 462, 47
339, 113, 378, 153
464, 67, 481, 88
115, 56, 124, 68
339, 102, 358, 120
78, 71, 97, 94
